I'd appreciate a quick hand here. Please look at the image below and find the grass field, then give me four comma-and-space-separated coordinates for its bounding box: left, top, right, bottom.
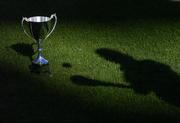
0, 17, 180, 122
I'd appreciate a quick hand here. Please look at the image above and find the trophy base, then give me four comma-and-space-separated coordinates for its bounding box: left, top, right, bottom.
33, 56, 48, 66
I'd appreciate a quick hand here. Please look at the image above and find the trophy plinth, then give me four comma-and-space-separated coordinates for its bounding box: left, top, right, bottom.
22, 14, 57, 66
33, 55, 48, 65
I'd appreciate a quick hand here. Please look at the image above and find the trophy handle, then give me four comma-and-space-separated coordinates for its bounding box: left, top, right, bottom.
45, 13, 57, 40
21, 17, 32, 39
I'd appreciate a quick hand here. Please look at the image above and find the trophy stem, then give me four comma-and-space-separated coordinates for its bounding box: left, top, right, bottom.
33, 39, 48, 66
38, 40, 43, 56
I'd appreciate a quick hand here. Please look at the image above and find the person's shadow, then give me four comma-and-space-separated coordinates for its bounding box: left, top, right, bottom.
71, 48, 180, 107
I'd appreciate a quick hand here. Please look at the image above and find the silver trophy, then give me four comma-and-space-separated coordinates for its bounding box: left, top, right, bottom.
22, 13, 57, 66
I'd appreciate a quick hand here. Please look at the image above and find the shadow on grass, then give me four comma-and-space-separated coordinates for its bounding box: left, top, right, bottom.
0, 56, 179, 122
10, 43, 35, 61
0, 63, 94, 122
71, 48, 180, 107
2, 61, 164, 123
71, 75, 129, 88
62, 63, 72, 68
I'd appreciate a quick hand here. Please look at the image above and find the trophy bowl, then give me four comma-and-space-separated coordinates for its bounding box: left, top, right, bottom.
22, 13, 57, 66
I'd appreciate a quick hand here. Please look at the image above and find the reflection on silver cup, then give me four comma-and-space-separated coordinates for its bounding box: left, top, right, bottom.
22, 14, 57, 66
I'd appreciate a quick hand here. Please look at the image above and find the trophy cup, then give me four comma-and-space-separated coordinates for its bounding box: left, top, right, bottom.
22, 13, 57, 66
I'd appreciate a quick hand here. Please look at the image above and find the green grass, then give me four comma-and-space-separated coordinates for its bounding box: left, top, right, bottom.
0, 18, 180, 122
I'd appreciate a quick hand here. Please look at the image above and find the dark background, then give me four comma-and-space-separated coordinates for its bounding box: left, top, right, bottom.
1, 0, 180, 20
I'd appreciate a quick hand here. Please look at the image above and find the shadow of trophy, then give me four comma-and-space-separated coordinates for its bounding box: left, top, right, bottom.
22, 13, 57, 75
29, 63, 52, 76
